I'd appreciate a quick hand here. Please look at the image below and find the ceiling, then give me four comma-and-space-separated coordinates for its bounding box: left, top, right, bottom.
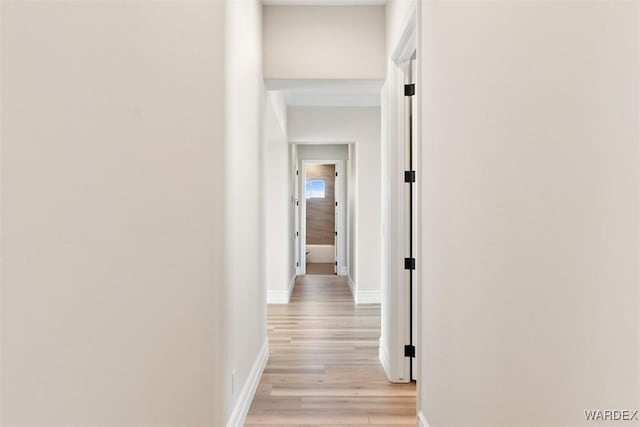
262, 0, 385, 5
265, 79, 383, 107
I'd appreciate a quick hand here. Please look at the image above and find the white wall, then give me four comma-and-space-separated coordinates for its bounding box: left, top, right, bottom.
1, 2, 226, 425
419, 2, 640, 426
290, 107, 381, 304
263, 6, 385, 80
296, 144, 349, 160
265, 91, 293, 303
223, 0, 266, 423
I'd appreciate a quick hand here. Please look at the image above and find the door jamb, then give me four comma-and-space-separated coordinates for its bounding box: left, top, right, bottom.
300, 159, 346, 276
382, 0, 418, 385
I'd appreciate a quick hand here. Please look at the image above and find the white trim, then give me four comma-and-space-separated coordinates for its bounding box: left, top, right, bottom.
288, 274, 296, 300
347, 275, 356, 300
338, 266, 348, 276
379, 338, 410, 383
418, 411, 430, 427
267, 290, 289, 304
356, 290, 380, 305
380, 0, 417, 386
379, 339, 392, 380
300, 159, 346, 275
226, 339, 269, 427
267, 275, 296, 304
391, 1, 417, 65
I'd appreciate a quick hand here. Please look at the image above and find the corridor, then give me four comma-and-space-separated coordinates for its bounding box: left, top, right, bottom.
245, 275, 416, 426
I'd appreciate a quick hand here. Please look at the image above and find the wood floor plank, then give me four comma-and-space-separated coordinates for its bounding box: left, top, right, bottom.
245, 275, 416, 426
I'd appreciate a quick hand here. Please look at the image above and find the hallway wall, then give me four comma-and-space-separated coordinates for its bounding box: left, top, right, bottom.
1, 2, 226, 425
263, 5, 385, 80
1, 1, 266, 425
419, 2, 640, 426
289, 107, 381, 304
223, 0, 266, 424
266, 91, 293, 304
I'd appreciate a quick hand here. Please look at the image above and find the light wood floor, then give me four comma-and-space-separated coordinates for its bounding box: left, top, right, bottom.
245, 275, 416, 426
305, 263, 336, 275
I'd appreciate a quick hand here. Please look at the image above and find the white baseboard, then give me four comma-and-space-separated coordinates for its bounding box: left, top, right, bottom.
267, 290, 288, 304
338, 266, 348, 276
226, 339, 269, 427
418, 411, 430, 427
288, 274, 296, 299
347, 275, 356, 301
379, 339, 392, 380
356, 289, 381, 304
267, 275, 296, 304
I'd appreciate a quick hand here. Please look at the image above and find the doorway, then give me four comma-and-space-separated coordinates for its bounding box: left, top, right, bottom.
299, 159, 345, 276
305, 163, 335, 275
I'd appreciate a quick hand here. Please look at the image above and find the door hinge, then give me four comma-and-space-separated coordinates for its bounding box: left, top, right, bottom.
404, 84, 415, 97
334, 231, 338, 236
296, 200, 299, 206
335, 261, 338, 266
335, 201, 338, 207
296, 231, 299, 237
296, 170, 299, 175
404, 257, 416, 270
296, 261, 299, 267
335, 171, 338, 177
404, 170, 416, 183
404, 345, 415, 358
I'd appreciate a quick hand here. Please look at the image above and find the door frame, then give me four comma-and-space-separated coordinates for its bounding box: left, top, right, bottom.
299, 159, 346, 276
381, 0, 418, 384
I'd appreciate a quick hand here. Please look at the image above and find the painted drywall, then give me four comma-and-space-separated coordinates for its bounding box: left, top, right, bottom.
263, 6, 385, 79
419, 2, 640, 426
265, 91, 292, 303
1, 2, 225, 425
305, 164, 336, 245
223, 0, 266, 423
290, 107, 381, 302
296, 144, 349, 160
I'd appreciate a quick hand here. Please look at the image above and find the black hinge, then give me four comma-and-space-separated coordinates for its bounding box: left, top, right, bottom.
334, 231, 338, 236
334, 261, 338, 266
404, 170, 416, 183
404, 84, 415, 97
296, 261, 299, 267
296, 231, 299, 237
335, 171, 338, 177
404, 345, 415, 358
296, 170, 299, 175
404, 257, 415, 270
296, 200, 299, 206
335, 201, 338, 207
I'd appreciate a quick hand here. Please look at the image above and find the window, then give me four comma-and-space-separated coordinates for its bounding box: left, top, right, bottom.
305, 179, 326, 199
